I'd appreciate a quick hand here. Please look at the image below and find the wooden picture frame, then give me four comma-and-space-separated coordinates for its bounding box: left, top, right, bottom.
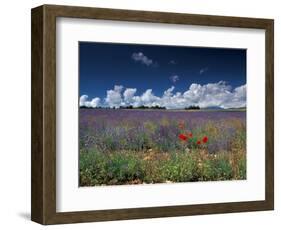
31, 4, 274, 225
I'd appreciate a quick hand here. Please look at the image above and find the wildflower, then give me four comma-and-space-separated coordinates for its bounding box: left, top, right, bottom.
197, 140, 201, 145
188, 133, 193, 138
202, 136, 208, 143
179, 134, 188, 141
178, 121, 185, 129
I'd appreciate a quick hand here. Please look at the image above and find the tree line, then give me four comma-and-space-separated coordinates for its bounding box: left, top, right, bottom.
80, 105, 200, 110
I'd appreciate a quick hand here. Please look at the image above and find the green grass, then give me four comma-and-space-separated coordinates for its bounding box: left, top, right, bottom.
80, 148, 246, 186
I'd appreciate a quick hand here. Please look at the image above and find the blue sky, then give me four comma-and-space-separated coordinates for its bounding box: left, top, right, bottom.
79, 42, 246, 109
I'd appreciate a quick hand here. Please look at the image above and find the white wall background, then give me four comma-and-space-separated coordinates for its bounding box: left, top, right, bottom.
0, 0, 279, 229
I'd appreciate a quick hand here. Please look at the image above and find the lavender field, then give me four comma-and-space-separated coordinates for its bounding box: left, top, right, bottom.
79, 109, 246, 186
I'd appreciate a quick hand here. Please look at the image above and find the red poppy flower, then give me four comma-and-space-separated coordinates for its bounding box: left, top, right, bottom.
196, 140, 201, 145
179, 134, 188, 141
188, 133, 193, 138
202, 136, 208, 143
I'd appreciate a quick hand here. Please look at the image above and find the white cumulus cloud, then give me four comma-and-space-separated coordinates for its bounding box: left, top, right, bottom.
105, 85, 124, 108
79, 95, 89, 106
169, 75, 179, 83
123, 88, 137, 104
199, 67, 209, 75
131, 52, 153, 66
79, 95, 101, 108
182, 81, 245, 109
141, 89, 158, 104
80, 82, 246, 110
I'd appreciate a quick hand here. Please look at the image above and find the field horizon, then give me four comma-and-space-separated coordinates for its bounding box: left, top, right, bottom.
79, 107, 247, 112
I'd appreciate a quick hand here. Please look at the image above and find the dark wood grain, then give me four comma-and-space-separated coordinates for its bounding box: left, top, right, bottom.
31, 5, 44, 224
31, 4, 274, 225
265, 20, 274, 210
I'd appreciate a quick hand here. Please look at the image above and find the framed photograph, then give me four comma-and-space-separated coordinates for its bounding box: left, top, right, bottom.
31, 4, 274, 225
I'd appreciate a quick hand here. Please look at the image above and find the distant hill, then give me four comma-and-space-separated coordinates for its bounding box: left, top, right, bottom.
227, 107, 246, 110
202, 106, 246, 111
202, 106, 224, 110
